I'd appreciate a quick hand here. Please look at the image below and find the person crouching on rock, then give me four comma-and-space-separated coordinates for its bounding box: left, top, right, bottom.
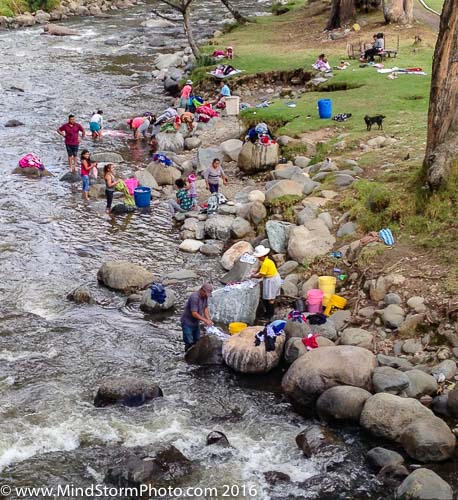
168, 178, 193, 215
180, 284, 214, 351
103, 163, 121, 214
251, 245, 281, 321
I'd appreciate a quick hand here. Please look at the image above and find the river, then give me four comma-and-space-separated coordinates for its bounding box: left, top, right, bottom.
0, 3, 412, 499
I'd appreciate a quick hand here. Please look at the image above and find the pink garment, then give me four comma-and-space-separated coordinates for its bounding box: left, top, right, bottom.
181, 84, 192, 99
196, 105, 219, 118
19, 153, 44, 170
124, 178, 139, 195
132, 117, 144, 129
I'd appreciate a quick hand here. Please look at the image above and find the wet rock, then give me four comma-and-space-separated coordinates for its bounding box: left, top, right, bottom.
206, 431, 230, 447
111, 204, 136, 215
140, 287, 175, 313
402, 339, 423, 354
372, 366, 410, 394
263, 471, 290, 485
35, 10, 51, 23
134, 170, 159, 190
94, 376, 163, 407
238, 142, 279, 174
4, 119, 24, 127
221, 139, 243, 162
316, 385, 372, 422
231, 217, 252, 238
13, 166, 52, 177
377, 354, 413, 371
400, 416, 456, 462
367, 447, 404, 471
340, 327, 373, 350
405, 369, 438, 398
447, 387, 458, 417
91, 152, 123, 163
397, 469, 453, 500
209, 283, 260, 326
179, 239, 203, 253
282, 346, 377, 408
381, 304, 405, 329
97, 261, 154, 293
67, 285, 95, 304
185, 335, 223, 365
147, 162, 181, 186
266, 220, 293, 253
360, 393, 434, 441
222, 326, 284, 374
407, 296, 426, 313
220, 241, 254, 271
377, 464, 409, 488
287, 222, 335, 262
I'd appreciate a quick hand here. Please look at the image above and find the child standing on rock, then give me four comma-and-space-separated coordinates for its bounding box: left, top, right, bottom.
204, 158, 228, 193
187, 173, 198, 209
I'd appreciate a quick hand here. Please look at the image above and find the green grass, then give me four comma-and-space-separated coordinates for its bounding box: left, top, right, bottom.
422, 0, 444, 13
0, 0, 59, 15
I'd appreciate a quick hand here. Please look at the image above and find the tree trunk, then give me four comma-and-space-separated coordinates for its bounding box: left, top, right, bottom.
326, 0, 356, 30
382, 0, 414, 24
424, 0, 458, 189
219, 0, 249, 24
183, 7, 201, 58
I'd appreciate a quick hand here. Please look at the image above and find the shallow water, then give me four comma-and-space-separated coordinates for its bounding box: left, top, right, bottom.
0, 3, 443, 499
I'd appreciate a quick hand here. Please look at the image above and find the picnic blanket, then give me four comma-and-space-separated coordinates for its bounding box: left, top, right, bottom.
207, 69, 244, 79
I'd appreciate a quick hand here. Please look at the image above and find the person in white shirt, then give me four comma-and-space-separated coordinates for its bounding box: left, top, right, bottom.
89, 110, 104, 140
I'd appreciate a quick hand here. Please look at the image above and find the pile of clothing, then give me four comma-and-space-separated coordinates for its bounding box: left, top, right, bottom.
246, 122, 275, 146
254, 320, 286, 352
195, 104, 219, 123
149, 283, 167, 304
18, 153, 44, 171
332, 113, 352, 122
154, 107, 179, 134
153, 153, 173, 167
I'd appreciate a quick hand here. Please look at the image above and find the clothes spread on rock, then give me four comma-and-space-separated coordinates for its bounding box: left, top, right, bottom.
254, 321, 286, 351
149, 283, 167, 304
18, 153, 44, 170
307, 313, 327, 325
379, 227, 395, 246
302, 334, 320, 350
206, 326, 230, 339
222, 279, 258, 292
288, 310, 308, 323
153, 153, 173, 167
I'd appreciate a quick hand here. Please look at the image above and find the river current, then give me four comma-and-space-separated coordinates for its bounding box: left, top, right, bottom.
0, 3, 418, 499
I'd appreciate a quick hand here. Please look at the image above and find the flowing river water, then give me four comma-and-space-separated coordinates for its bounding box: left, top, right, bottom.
0, 3, 450, 499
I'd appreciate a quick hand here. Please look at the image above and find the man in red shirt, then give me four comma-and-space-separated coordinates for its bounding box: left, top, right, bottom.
57, 114, 85, 173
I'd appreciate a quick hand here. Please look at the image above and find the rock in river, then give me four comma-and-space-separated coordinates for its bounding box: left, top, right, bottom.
140, 287, 175, 313
97, 261, 154, 293
184, 335, 223, 365
94, 376, 163, 407
209, 281, 260, 325
397, 469, 453, 500
316, 386, 372, 422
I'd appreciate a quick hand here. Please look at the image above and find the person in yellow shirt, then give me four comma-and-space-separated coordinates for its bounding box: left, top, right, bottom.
251, 245, 282, 320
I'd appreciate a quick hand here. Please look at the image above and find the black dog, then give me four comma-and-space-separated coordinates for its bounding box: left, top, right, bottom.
364, 115, 386, 131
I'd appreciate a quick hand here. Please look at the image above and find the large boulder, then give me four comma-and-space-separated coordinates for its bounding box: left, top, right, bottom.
400, 416, 456, 462
366, 447, 404, 471
156, 132, 184, 153
284, 336, 334, 364
220, 241, 254, 271
316, 386, 372, 422
266, 220, 293, 253
155, 52, 181, 70
209, 282, 260, 325
184, 335, 223, 365
197, 147, 222, 173
231, 217, 252, 238
147, 162, 181, 186
360, 393, 434, 442
238, 142, 279, 174
91, 152, 124, 163
134, 170, 159, 190
397, 469, 453, 500
372, 366, 410, 395
94, 376, 163, 407
43, 23, 77, 36
222, 326, 285, 374
140, 288, 175, 313
204, 215, 234, 240
340, 328, 374, 350
13, 166, 52, 177
221, 139, 243, 161
285, 315, 338, 341
179, 239, 203, 253
221, 259, 258, 285
60, 171, 81, 183
97, 261, 154, 293
405, 369, 438, 398
265, 180, 303, 203
287, 223, 336, 263
282, 346, 377, 408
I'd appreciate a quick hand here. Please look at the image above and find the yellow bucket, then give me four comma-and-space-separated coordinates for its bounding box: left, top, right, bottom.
319, 276, 337, 306
229, 322, 248, 335
324, 295, 348, 316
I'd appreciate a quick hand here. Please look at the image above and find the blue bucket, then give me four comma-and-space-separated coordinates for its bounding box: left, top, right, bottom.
318, 99, 332, 119
134, 187, 151, 208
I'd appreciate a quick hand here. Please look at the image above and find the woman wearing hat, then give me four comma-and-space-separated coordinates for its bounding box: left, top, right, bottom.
180, 80, 193, 110
251, 245, 281, 320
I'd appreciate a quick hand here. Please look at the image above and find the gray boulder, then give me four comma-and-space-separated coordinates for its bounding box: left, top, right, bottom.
397, 469, 453, 500
282, 346, 377, 408
134, 170, 159, 190
221, 259, 258, 284
223, 326, 285, 374
272, 166, 302, 180
220, 241, 254, 271
265, 179, 303, 203
405, 369, 438, 398
205, 215, 234, 240
97, 261, 154, 293
284, 314, 338, 341
266, 220, 293, 253
382, 304, 405, 329
377, 354, 413, 371
67, 285, 95, 304
140, 288, 175, 313
337, 221, 356, 238
296, 206, 318, 225
91, 152, 124, 163
431, 360, 457, 381
231, 217, 252, 238
221, 139, 243, 162
288, 222, 335, 263
333, 173, 355, 187
366, 447, 404, 471
372, 366, 410, 394
184, 335, 223, 365
184, 137, 201, 150
238, 142, 279, 174
13, 166, 52, 177
316, 386, 372, 422
277, 260, 299, 277
340, 328, 373, 350
284, 336, 335, 364
197, 147, 222, 173
94, 376, 163, 407
5, 119, 24, 127
209, 282, 260, 325
147, 162, 181, 186
400, 416, 456, 462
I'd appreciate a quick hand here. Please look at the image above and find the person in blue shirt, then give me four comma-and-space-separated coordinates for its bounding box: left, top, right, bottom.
216, 81, 231, 106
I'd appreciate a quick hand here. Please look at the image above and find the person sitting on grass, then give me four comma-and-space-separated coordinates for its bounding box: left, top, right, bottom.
168, 178, 193, 214
313, 54, 331, 72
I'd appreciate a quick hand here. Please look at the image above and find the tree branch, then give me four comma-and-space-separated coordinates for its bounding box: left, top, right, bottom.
160, 0, 184, 13
151, 8, 179, 22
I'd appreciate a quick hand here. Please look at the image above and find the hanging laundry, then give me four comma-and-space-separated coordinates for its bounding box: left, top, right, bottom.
149, 283, 167, 304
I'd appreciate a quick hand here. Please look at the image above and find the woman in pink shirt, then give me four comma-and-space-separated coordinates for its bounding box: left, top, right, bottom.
180, 80, 193, 110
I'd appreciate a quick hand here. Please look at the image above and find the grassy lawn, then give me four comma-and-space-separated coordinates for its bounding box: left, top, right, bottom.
422, 0, 444, 13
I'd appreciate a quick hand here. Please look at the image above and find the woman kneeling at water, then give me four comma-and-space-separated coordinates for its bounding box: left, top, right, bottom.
103, 164, 121, 214
251, 245, 281, 320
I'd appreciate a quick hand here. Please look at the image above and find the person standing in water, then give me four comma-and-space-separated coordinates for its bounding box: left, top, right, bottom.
251, 245, 281, 320
103, 164, 121, 214
89, 110, 104, 140
57, 114, 85, 173
180, 284, 213, 351
80, 149, 97, 201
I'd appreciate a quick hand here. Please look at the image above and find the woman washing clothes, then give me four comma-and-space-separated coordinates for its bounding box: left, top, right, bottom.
103, 164, 121, 214
251, 245, 282, 320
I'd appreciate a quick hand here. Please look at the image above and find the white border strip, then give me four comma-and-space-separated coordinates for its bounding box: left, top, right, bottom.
417, 0, 441, 16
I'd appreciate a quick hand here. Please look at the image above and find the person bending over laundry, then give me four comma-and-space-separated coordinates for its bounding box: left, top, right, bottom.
89, 110, 103, 140
168, 178, 193, 214
180, 111, 195, 132
251, 245, 281, 321
180, 284, 213, 351
204, 158, 228, 194
80, 149, 97, 201
361, 33, 384, 62
103, 163, 121, 213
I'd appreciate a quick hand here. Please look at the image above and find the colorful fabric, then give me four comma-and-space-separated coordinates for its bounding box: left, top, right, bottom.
160, 122, 177, 133
259, 257, 277, 278
18, 153, 44, 170
181, 84, 192, 99
153, 153, 173, 167
196, 105, 219, 118
287, 311, 307, 323
177, 189, 193, 211
132, 117, 145, 129
302, 334, 320, 350
124, 178, 139, 195
379, 228, 395, 246
149, 283, 167, 304
115, 180, 135, 206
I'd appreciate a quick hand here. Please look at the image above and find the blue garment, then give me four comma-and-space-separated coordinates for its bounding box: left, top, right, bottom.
82, 175, 89, 192
379, 228, 395, 246
182, 323, 200, 351
149, 283, 167, 304
220, 84, 231, 97
153, 153, 173, 167
89, 122, 101, 132
269, 320, 286, 333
